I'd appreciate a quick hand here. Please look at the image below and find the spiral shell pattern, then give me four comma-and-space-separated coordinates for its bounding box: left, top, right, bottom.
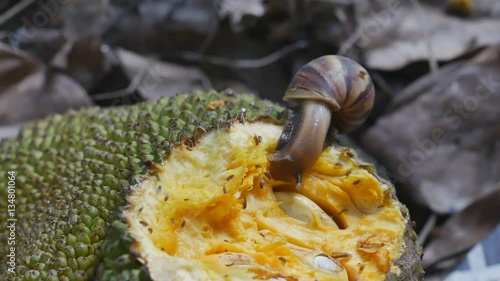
284, 55, 375, 133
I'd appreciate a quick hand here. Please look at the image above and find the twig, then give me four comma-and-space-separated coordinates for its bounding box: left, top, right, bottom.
92, 58, 214, 101
92, 64, 150, 101
387, 60, 466, 113
369, 71, 392, 97
198, 75, 213, 91
418, 212, 438, 245
172, 40, 309, 69
337, 2, 382, 57
197, 4, 219, 53
338, 0, 369, 56
424, 247, 470, 272
409, 0, 438, 73
338, 1, 405, 57
338, 28, 362, 56
0, 0, 36, 27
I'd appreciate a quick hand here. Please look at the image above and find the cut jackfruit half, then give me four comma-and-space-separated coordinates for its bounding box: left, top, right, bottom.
0, 92, 422, 281
126, 122, 407, 281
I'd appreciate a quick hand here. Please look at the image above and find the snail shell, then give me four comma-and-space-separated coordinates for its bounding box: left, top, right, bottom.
269, 55, 375, 184
284, 55, 375, 132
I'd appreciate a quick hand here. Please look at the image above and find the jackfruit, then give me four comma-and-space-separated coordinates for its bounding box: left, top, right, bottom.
0, 91, 423, 281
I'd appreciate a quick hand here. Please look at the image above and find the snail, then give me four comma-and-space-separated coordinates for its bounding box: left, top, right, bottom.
269, 55, 375, 186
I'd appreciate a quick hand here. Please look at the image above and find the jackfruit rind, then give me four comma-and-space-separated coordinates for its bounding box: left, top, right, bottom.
0, 91, 423, 281
0, 92, 284, 281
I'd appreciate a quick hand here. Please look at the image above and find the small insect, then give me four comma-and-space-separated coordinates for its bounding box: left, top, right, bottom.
253, 135, 262, 145
145, 160, 164, 176
207, 100, 228, 111
411, 221, 417, 229
238, 113, 246, 124
359, 264, 366, 272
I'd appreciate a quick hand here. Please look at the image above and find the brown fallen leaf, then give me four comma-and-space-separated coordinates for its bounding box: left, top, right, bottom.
0, 43, 93, 125
51, 35, 112, 92
0, 70, 93, 125
361, 45, 500, 213
0, 42, 39, 93
355, 3, 500, 70
423, 186, 500, 271
115, 48, 210, 100
213, 0, 265, 28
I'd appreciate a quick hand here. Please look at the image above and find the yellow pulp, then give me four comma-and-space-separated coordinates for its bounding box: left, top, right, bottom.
126, 122, 406, 281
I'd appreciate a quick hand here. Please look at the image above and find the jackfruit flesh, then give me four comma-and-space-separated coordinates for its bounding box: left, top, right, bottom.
0, 92, 422, 281
127, 122, 406, 281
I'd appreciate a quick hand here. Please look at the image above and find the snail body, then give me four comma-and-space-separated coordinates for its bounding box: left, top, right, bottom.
269, 55, 375, 184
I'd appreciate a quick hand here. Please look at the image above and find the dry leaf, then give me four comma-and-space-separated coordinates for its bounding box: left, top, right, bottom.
214, 0, 265, 26
358, 4, 500, 70
0, 42, 40, 93
0, 70, 93, 125
361, 46, 500, 213
51, 36, 112, 91
423, 187, 500, 270
0, 43, 93, 125
116, 48, 210, 100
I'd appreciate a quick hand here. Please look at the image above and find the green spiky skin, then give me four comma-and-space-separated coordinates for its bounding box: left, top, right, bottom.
0, 91, 423, 281
0, 92, 284, 281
